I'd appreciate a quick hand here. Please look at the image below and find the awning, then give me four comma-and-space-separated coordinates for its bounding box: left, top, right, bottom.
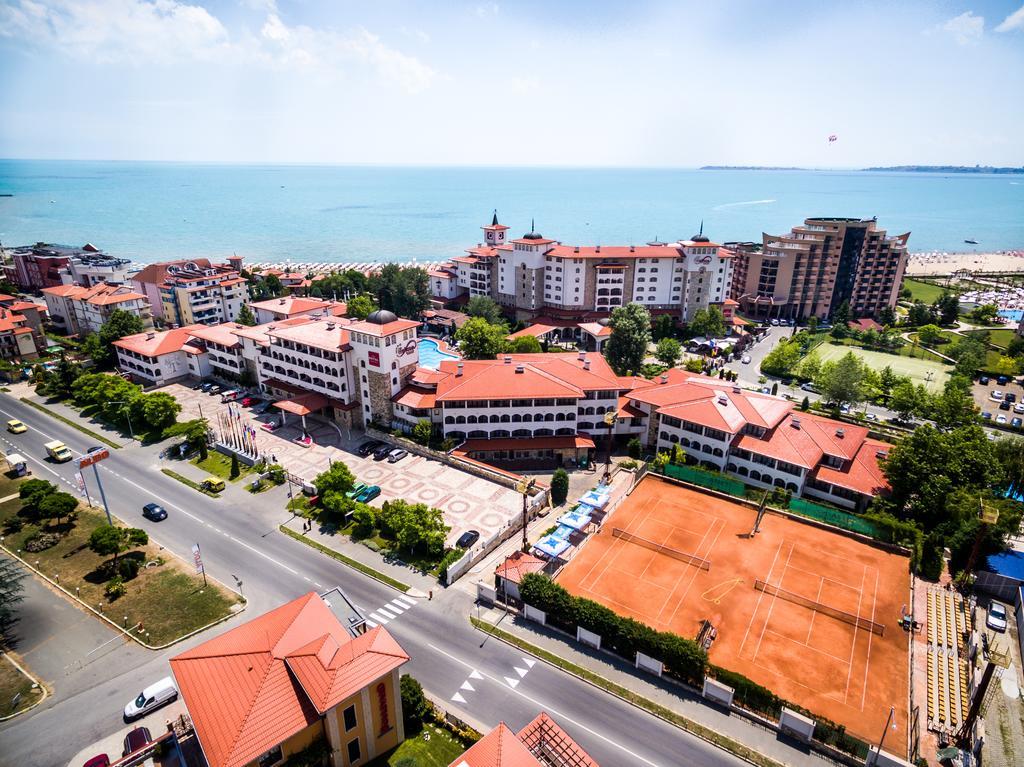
534, 534, 571, 558
557, 510, 592, 531
273, 392, 328, 416
461, 436, 595, 453
579, 488, 611, 509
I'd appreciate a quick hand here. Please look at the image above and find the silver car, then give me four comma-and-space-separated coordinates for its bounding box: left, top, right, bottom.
986, 602, 1007, 632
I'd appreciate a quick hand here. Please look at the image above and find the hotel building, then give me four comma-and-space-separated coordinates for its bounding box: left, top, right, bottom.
41, 283, 153, 336
730, 217, 909, 321
131, 256, 247, 326
446, 214, 735, 323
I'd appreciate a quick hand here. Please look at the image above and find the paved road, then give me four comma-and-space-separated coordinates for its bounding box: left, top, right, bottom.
0, 395, 752, 767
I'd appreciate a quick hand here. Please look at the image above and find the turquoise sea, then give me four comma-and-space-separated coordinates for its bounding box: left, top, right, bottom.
1, 160, 1022, 264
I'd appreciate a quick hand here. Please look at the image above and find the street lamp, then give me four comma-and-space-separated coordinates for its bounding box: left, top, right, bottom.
109, 401, 134, 441
516, 477, 536, 553
602, 411, 617, 485
869, 706, 896, 766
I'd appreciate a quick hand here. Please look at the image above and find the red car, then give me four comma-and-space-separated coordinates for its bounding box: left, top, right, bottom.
241, 397, 259, 407
82, 756, 110, 767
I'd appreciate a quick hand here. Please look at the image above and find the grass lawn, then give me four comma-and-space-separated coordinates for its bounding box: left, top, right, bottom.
192, 451, 252, 482
0, 654, 41, 718
962, 328, 1019, 349
814, 342, 952, 392
902, 278, 949, 304
366, 724, 469, 767
0, 498, 241, 646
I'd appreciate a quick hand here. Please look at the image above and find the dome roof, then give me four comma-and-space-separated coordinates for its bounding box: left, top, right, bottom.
597, 317, 610, 327
365, 309, 398, 324
690, 233, 710, 243
522, 231, 545, 240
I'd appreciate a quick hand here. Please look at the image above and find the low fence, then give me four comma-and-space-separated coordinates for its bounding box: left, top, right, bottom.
787, 497, 885, 539
663, 462, 746, 497
445, 495, 547, 585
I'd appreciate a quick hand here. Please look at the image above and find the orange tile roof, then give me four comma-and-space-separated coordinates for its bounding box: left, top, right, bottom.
187, 323, 245, 348
451, 713, 599, 767
132, 259, 213, 286
507, 321, 561, 340
577, 321, 612, 338
811, 437, 891, 496
230, 316, 314, 345
0, 312, 29, 333
250, 296, 345, 317
171, 593, 408, 767
347, 317, 420, 337
434, 354, 621, 402
450, 722, 539, 767
393, 386, 437, 409
83, 284, 148, 306
267, 318, 353, 351
42, 284, 88, 297
113, 325, 206, 356
516, 713, 599, 767
495, 551, 546, 585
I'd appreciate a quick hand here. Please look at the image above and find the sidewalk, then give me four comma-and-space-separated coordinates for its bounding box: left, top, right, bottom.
280, 514, 437, 597
476, 606, 839, 767
9, 382, 134, 449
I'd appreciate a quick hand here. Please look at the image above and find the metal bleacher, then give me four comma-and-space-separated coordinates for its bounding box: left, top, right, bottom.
925, 588, 971, 733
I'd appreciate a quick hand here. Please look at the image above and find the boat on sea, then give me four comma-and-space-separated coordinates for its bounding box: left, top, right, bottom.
964, 239, 979, 245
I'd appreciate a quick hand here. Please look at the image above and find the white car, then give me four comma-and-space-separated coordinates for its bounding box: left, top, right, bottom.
1014, 403, 1024, 414
996, 414, 1008, 424
741, 355, 751, 364
986, 602, 1008, 632
990, 390, 1004, 400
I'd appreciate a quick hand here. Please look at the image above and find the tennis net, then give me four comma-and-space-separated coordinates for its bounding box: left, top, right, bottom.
754, 579, 885, 636
611, 527, 710, 571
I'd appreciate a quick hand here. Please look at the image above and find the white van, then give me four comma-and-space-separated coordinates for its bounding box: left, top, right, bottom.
124, 676, 178, 720
221, 389, 240, 403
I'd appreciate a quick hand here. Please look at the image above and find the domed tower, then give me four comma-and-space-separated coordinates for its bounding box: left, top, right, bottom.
347, 309, 421, 428
481, 210, 509, 248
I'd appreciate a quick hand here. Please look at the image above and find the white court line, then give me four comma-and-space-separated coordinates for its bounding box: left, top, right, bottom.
843, 564, 868, 703
859, 568, 881, 712
752, 543, 795, 663
428, 642, 659, 767
806, 576, 825, 645
739, 539, 785, 655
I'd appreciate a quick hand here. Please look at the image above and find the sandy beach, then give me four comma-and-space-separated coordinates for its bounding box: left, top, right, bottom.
906, 250, 1024, 276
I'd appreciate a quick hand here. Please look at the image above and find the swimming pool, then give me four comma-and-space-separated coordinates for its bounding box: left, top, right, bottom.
998, 309, 1023, 323
418, 338, 460, 369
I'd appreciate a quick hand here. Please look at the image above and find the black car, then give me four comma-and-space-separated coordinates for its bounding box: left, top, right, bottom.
999, 400, 1012, 411
372, 444, 393, 460
357, 440, 382, 457
456, 530, 480, 548
142, 503, 168, 521
979, 376, 990, 385
1006, 393, 1017, 403
123, 727, 152, 757
199, 381, 215, 392
997, 375, 1010, 386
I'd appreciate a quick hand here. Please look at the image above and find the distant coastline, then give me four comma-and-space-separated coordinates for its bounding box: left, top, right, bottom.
702, 165, 1024, 174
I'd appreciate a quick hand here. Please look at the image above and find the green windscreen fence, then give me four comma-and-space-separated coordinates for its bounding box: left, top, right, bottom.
787, 497, 884, 539
663, 463, 747, 497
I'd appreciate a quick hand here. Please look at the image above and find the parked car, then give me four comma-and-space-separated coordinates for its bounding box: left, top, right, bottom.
201, 477, 226, 493
979, 375, 990, 385
199, 381, 215, 392
741, 355, 751, 364
86, 446, 105, 454
999, 400, 1011, 411
124, 676, 178, 720
996, 414, 1008, 424
241, 396, 261, 407
142, 502, 168, 521
800, 382, 816, 392
1006, 392, 1017, 403
346, 482, 368, 500
1013, 403, 1023, 413
456, 530, 480, 548
986, 602, 1008, 632
769, 318, 779, 326
6, 419, 26, 434
372, 444, 393, 461
1012, 417, 1022, 429
865, 413, 877, 421
840, 403, 851, 413
997, 375, 1010, 386
122, 727, 152, 757
253, 400, 273, 414
982, 411, 992, 420
208, 385, 222, 396
220, 389, 240, 402
990, 390, 1004, 400
355, 485, 381, 502
82, 755, 110, 767
357, 440, 382, 457
387, 448, 408, 463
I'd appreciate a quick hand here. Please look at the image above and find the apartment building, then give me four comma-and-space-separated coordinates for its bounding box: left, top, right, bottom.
395, 354, 890, 510
113, 325, 210, 386
0, 294, 47, 353
2, 242, 92, 290
41, 283, 152, 336
0, 309, 42, 361
447, 214, 734, 323
171, 591, 408, 767
58, 250, 135, 287
730, 217, 909, 321
131, 256, 246, 325
251, 295, 346, 324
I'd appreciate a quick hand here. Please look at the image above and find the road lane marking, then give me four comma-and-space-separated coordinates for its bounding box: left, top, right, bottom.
427, 643, 659, 766
369, 612, 390, 624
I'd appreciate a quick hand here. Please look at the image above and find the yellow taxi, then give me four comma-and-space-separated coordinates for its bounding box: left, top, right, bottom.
201, 477, 226, 493
6, 419, 27, 434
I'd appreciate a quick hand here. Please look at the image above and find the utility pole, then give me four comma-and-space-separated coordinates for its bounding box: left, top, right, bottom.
869, 706, 896, 766
602, 411, 617, 485
109, 400, 135, 441
517, 477, 535, 553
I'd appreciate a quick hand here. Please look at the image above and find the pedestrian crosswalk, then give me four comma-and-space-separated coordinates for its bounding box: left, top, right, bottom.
364, 595, 419, 627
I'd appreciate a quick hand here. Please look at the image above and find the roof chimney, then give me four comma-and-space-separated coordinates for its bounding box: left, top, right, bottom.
791, 418, 801, 429
583, 360, 591, 371
146, 331, 155, 340
456, 362, 464, 377
326, 322, 335, 330
504, 355, 512, 364
835, 428, 845, 438
717, 395, 728, 406
279, 298, 285, 304
515, 365, 525, 374
577, 351, 586, 361
660, 374, 668, 384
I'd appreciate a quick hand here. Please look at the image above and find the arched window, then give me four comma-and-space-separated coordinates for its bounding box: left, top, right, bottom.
774, 478, 785, 488
727, 463, 737, 472
469, 430, 487, 439
492, 429, 510, 438
467, 415, 477, 424
556, 427, 573, 436
489, 414, 499, 423
750, 470, 762, 482
523, 413, 533, 423
500, 414, 510, 423
513, 428, 530, 437
555, 413, 565, 422
512, 414, 522, 423
455, 415, 466, 425
534, 428, 553, 437
544, 413, 555, 422
566, 412, 575, 420
786, 482, 798, 493
737, 466, 749, 476
445, 416, 454, 425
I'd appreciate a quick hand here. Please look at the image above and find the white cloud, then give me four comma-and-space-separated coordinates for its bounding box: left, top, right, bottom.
995, 5, 1024, 32
0, 0, 435, 92
474, 3, 499, 18
941, 11, 985, 45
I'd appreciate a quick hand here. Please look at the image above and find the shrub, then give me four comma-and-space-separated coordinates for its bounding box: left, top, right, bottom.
438, 548, 465, 580
118, 557, 141, 580
550, 469, 569, 506
619, 459, 638, 470
627, 438, 641, 459
350, 506, 376, 539
230, 453, 240, 479
411, 419, 432, 446
400, 674, 431, 731
105, 577, 126, 600
24, 532, 61, 552
708, 665, 782, 717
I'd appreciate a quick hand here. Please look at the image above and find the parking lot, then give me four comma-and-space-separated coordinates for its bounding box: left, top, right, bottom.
158, 383, 526, 544
973, 376, 1024, 429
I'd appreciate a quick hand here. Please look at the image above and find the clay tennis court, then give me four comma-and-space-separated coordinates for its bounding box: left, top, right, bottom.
558, 474, 911, 744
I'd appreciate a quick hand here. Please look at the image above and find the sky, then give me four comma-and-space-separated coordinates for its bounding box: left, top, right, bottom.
0, 0, 1023, 167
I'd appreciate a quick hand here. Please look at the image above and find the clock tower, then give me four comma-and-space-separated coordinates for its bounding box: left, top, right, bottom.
481, 210, 509, 248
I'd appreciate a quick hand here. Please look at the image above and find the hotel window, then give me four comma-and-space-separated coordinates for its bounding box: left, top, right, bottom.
347, 739, 361, 763
257, 746, 283, 767
344, 704, 358, 731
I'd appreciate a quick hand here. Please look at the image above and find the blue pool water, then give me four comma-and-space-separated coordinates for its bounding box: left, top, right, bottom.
998, 309, 1023, 323
418, 338, 459, 369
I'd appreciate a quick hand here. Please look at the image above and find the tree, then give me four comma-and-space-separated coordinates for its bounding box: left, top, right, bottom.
40, 353, 83, 399
400, 674, 431, 732
466, 296, 503, 325
760, 340, 802, 377
88, 309, 145, 369
878, 306, 897, 327
688, 307, 726, 339
230, 453, 240, 479
932, 375, 978, 429
454, 317, 508, 360
506, 335, 543, 353
263, 273, 284, 297
879, 365, 899, 395
411, 419, 432, 445
314, 461, 356, 496
652, 313, 676, 341
800, 396, 810, 411
798, 352, 822, 382
969, 303, 999, 325
861, 328, 879, 348
378, 500, 448, 556
627, 438, 642, 459
992, 436, 1024, 491
916, 324, 944, 346
831, 300, 851, 327
816, 352, 866, 408
369, 264, 431, 318
345, 294, 377, 320
994, 355, 1022, 377
889, 380, 927, 422
550, 469, 569, 506
19, 478, 56, 517
182, 419, 209, 460
947, 337, 987, 378
906, 302, 935, 327
37, 491, 79, 529
935, 292, 960, 326
88, 525, 148, 568
0, 557, 26, 645
235, 304, 256, 326
806, 315, 820, 333
684, 358, 704, 373
605, 303, 651, 375
138, 392, 181, 431
655, 338, 682, 368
